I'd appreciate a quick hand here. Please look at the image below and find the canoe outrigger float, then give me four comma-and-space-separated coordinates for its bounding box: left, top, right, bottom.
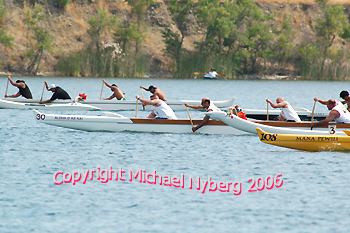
0, 99, 100, 111
206, 111, 350, 136
257, 127, 350, 152
2, 97, 235, 111
33, 110, 247, 135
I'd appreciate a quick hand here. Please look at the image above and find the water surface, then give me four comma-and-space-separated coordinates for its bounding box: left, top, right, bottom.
1, 77, 350, 232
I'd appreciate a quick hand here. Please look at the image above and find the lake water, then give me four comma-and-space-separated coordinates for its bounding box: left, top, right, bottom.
1, 77, 350, 232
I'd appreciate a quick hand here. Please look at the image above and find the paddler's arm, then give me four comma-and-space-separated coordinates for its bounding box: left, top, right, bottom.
278, 114, 285, 121
39, 99, 52, 104
8, 76, 17, 87
103, 79, 112, 88
185, 103, 204, 109
104, 93, 116, 100
44, 81, 50, 91
314, 97, 327, 105
266, 99, 285, 108
140, 86, 149, 91
310, 110, 339, 129
5, 92, 21, 98
192, 111, 212, 132
136, 95, 157, 106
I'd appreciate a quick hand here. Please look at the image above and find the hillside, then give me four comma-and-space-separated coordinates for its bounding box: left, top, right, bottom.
1, 0, 349, 78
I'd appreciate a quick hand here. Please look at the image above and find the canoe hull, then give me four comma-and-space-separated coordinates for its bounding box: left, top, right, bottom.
3, 97, 235, 111
256, 127, 350, 152
206, 111, 349, 136
33, 110, 247, 135
0, 99, 100, 111
203, 75, 218, 79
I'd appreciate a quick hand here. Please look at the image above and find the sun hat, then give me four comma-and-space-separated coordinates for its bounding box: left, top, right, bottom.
49, 84, 56, 90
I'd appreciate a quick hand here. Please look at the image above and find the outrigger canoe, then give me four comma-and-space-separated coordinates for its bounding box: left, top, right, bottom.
206, 111, 350, 136
3, 97, 235, 111
33, 110, 247, 135
0, 99, 100, 111
256, 127, 350, 152
203, 74, 218, 79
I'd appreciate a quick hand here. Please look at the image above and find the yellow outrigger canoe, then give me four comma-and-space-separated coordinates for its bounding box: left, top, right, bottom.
256, 127, 350, 152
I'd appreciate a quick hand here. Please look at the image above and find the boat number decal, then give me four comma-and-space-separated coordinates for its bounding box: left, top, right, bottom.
328, 125, 336, 135
36, 113, 45, 120
259, 133, 277, 141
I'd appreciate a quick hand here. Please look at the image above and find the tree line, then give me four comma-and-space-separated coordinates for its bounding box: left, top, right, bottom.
1, 0, 350, 79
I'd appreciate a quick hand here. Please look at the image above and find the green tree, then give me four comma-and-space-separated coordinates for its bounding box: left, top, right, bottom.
24, 3, 54, 74
225, 0, 275, 73
273, 14, 294, 70
87, 9, 116, 51
57, 0, 69, 10
162, 28, 181, 61
114, 20, 141, 53
163, 0, 194, 68
0, 0, 14, 48
125, 0, 154, 54
315, 0, 350, 55
196, 0, 236, 54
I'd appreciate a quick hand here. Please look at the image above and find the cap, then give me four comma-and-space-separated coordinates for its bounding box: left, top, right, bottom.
49, 84, 56, 90
148, 85, 156, 90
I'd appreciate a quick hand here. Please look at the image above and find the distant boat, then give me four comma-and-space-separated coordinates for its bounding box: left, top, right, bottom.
203, 74, 218, 79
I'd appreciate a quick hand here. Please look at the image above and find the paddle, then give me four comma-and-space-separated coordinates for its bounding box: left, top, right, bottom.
311, 100, 317, 123
135, 99, 138, 118
194, 72, 226, 77
4, 78, 9, 98
40, 82, 46, 102
140, 87, 145, 110
99, 81, 104, 100
186, 106, 194, 130
267, 102, 269, 121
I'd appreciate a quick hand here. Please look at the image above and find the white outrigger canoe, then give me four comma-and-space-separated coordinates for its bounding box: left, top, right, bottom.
0, 99, 100, 111
33, 110, 248, 135
4, 97, 235, 111
206, 111, 350, 136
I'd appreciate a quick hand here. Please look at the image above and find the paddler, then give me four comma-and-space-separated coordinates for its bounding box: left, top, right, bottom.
102, 79, 125, 100
208, 68, 217, 78
135, 94, 177, 119
39, 81, 71, 104
140, 85, 167, 101
340, 90, 350, 111
185, 98, 220, 132
266, 97, 301, 122
5, 76, 33, 99
311, 98, 350, 129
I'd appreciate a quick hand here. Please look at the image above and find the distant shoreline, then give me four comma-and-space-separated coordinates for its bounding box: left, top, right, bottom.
0, 71, 303, 80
